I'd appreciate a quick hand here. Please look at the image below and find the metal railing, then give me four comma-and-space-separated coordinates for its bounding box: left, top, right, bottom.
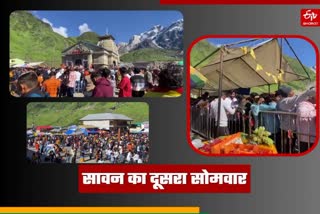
191, 107, 213, 139
227, 112, 245, 135
191, 106, 245, 140
250, 110, 316, 154
191, 106, 316, 154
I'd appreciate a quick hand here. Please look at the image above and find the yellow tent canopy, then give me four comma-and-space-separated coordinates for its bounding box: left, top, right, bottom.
199, 39, 309, 91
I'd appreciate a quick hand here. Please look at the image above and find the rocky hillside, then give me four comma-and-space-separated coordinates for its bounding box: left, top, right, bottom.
118, 19, 183, 54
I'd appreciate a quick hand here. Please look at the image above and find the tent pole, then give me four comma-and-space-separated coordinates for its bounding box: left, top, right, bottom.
278, 38, 283, 89
284, 38, 311, 81
217, 46, 225, 138
224, 38, 261, 48
117, 127, 121, 142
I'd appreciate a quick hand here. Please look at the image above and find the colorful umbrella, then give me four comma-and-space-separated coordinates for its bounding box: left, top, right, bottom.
190, 66, 208, 89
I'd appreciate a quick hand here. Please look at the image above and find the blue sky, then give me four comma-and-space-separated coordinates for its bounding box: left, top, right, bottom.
31, 11, 182, 43
207, 38, 316, 67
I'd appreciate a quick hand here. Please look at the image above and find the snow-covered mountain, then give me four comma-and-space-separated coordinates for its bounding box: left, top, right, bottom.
118, 19, 183, 55
140, 25, 164, 40
154, 19, 183, 50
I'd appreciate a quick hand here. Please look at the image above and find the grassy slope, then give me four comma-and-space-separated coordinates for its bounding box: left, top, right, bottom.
250, 56, 316, 93
10, 11, 75, 66
190, 39, 218, 68
76, 31, 100, 44
27, 102, 149, 127
191, 39, 316, 93
120, 48, 182, 62
10, 11, 100, 67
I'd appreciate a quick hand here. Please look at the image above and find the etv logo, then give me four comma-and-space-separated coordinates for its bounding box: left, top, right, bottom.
301, 9, 320, 27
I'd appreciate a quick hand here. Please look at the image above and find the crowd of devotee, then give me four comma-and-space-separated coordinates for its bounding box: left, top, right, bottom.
27, 130, 149, 164
191, 85, 316, 153
10, 63, 183, 98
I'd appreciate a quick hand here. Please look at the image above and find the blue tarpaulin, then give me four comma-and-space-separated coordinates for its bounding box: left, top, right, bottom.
65, 127, 88, 136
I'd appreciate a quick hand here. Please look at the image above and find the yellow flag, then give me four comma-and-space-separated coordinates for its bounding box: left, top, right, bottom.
272, 75, 278, 84
256, 64, 263, 71
241, 46, 248, 54
265, 72, 272, 77
250, 48, 256, 59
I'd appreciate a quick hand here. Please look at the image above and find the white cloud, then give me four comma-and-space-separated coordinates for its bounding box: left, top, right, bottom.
52, 27, 68, 38
42, 18, 53, 27
78, 23, 92, 35
42, 18, 68, 38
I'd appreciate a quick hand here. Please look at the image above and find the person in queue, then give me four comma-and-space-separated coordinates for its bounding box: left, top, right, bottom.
144, 64, 183, 97
17, 72, 49, 97
91, 69, 113, 97
131, 67, 146, 97
42, 71, 61, 97
59, 69, 70, 97
101, 67, 116, 97
144, 68, 154, 89
211, 91, 236, 137
296, 95, 316, 153
118, 67, 132, 97
256, 93, 280, 151
276, 85, 316, 153
67, 67, 77, 97
84, 69, 95, 97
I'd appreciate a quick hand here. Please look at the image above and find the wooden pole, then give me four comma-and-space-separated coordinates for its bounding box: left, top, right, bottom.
278, 38, 283, 89
128, 122, 131, 142
216, 46, 225, 137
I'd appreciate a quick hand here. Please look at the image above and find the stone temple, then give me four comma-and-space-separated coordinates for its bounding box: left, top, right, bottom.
61, 35, 120, 69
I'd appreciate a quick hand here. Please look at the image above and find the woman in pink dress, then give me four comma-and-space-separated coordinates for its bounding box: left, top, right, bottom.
296, 96, 316, 152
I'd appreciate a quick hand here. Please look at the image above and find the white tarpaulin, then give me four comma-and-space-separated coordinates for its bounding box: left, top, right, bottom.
27, 62, 44, 67
12, 62, 44, 68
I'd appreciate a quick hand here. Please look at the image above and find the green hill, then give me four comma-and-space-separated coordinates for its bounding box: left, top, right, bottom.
120, 48, 182, 62
76, 31, 100, 44
191, 39, 316, 93
10, 11, 75, 66
10, 11, 181, 66
10, 11, 100, 67
27, 102, 149, 128
190, 39, 218, 68
251, 56, 316, 93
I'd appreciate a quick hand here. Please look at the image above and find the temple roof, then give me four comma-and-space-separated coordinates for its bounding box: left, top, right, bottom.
98, 34, 115, 41
61, 41, 109, 54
